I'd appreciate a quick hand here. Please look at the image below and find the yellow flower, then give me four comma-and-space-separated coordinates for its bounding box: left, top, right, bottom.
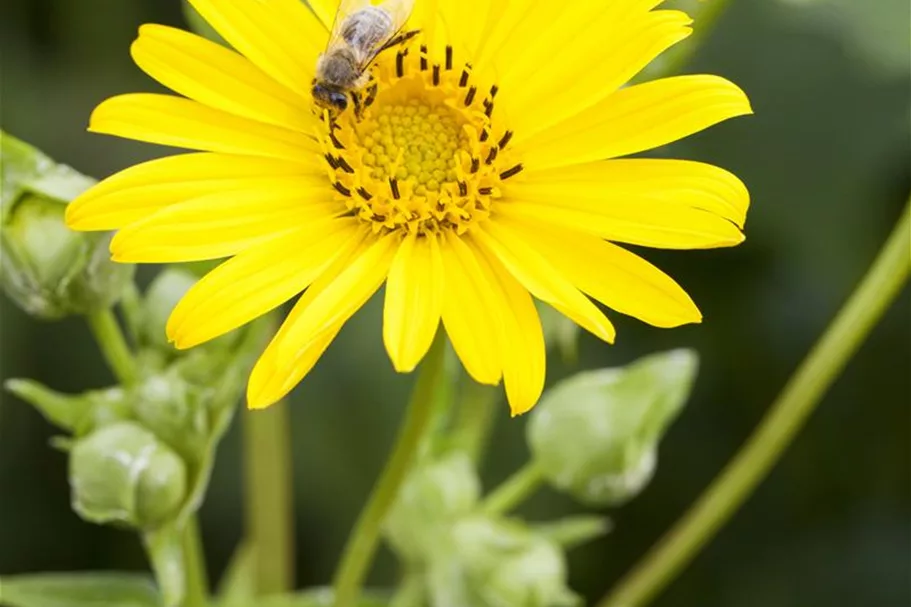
66, 0, 751, 415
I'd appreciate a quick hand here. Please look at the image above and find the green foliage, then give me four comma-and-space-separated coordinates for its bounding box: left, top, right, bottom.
0, 132, 134, 319
528, 350, 698, 507
0, 573, 159, 607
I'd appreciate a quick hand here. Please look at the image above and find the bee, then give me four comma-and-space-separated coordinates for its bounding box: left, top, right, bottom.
313, 0, 419, 116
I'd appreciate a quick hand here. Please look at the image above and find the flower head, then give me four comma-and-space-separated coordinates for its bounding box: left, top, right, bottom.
67, 0, 751, 415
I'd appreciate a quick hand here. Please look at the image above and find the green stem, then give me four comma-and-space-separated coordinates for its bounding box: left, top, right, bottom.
182, 517, 209, 607
86, 308, 137, 385
599, 199, 911, 607
332, 329, 448, 607
449, 379, 500, 463
480, 461, 546, 516
243, 400, 295, 595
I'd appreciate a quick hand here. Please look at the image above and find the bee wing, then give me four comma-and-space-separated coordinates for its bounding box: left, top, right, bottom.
379, 0, 417, 34
325, 0, 374, 50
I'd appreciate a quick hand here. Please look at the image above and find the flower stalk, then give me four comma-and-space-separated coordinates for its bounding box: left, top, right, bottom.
85, 308, 137, 386
332, 329, 449, 607
481, 462, 546, 517
600, 197, 911, 607
243, 400, 295, 595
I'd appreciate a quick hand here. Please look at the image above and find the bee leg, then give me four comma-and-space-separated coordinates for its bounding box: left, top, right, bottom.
365, 81, 379, 108
379, 29, 421, 53
352, 92, 363, 119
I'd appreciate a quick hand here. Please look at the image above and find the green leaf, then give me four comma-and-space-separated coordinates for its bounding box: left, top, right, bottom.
531, 515, 612, 551
216, 543, 255, 606
0, 573, 159, 607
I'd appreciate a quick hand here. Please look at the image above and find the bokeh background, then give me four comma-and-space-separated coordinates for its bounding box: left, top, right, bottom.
1, 0, 909, 605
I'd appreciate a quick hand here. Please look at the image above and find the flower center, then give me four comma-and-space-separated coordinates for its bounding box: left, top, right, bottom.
317, 44, 523, 236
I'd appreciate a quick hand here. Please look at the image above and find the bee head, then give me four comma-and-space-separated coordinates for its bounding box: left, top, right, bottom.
312, 83, 349, 114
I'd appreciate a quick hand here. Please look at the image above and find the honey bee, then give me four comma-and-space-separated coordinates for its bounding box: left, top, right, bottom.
313, 0, 418, 116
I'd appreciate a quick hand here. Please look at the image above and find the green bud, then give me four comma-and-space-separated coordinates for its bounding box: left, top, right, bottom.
385, 454, 480, 561
69, 422, 187, 528
138, 268, 241, 356
131, 366, 212, 463
430, 517, 579, 607
0, 134, 134, 319
527, 349, 698, 507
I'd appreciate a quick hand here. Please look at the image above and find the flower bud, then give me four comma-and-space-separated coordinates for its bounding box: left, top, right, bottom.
0, 134, 134, 318
429, 517, 579, 607
385, 454, 481, 561
138, 268, 241, 356
527, 349, 698, 507
69, 422, 187, 528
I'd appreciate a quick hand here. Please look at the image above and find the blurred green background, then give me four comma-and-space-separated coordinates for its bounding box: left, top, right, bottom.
1, 0, 909, 605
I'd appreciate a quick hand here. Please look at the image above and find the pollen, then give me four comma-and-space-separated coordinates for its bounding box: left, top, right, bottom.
317, 45, 523, 237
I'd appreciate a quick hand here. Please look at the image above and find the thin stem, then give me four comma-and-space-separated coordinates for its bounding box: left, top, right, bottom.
480, 461, 546, 517
182, 517, 209, 607
243, 400, 295, 595
448, 379, 500, 463
600, 199, 911, 607
332, 330, 448, 607
86, 308, 137, 385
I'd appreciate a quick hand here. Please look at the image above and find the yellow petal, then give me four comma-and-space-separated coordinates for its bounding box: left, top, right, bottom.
505, 10, 692, 138
473, 242, 545, 416
131, 25, 314, 132
473, 221, 616, 343
506, 215, 702, 328
90, 94, 320, 161
508, 158, 750, 229
307, 0, 338, 32
277, 234, 399, 363
383, 233, 445, 373
167, 217, 360, 349
246, 228, 368, 409
110, 183, 339, 262
440, 231, 502, 385
66, 153, 323, 231
185, 0, 324, 96
497, 199, 745, 250
514, 75, 752, 169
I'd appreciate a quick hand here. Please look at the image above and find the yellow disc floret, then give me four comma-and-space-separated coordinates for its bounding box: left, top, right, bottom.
317, 45, 524, 237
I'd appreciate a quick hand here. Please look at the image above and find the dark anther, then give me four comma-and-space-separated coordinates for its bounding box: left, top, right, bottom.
459, 65, 471, 87
336, 156, 355, 173
484, 101, 494, 118
357, 187, 374, 200
396, 50, 406, 77
498, 130, 514, 149
324, 153, 339, 169
333, 182, 352, 197
464, 86, 477, 106
458, 181, 468, 196
490, 85, 499, 98
420, 45, 428, 71
485, 147, 498, 164
445, 46, 453, 70
432, 65, 441, 86
499, 163, 524, 180
479, 128, 490, 143
390, 178, 401, 200
478, 187, 493, 195
329, 132, 345, 150
470, 158, 480, 173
